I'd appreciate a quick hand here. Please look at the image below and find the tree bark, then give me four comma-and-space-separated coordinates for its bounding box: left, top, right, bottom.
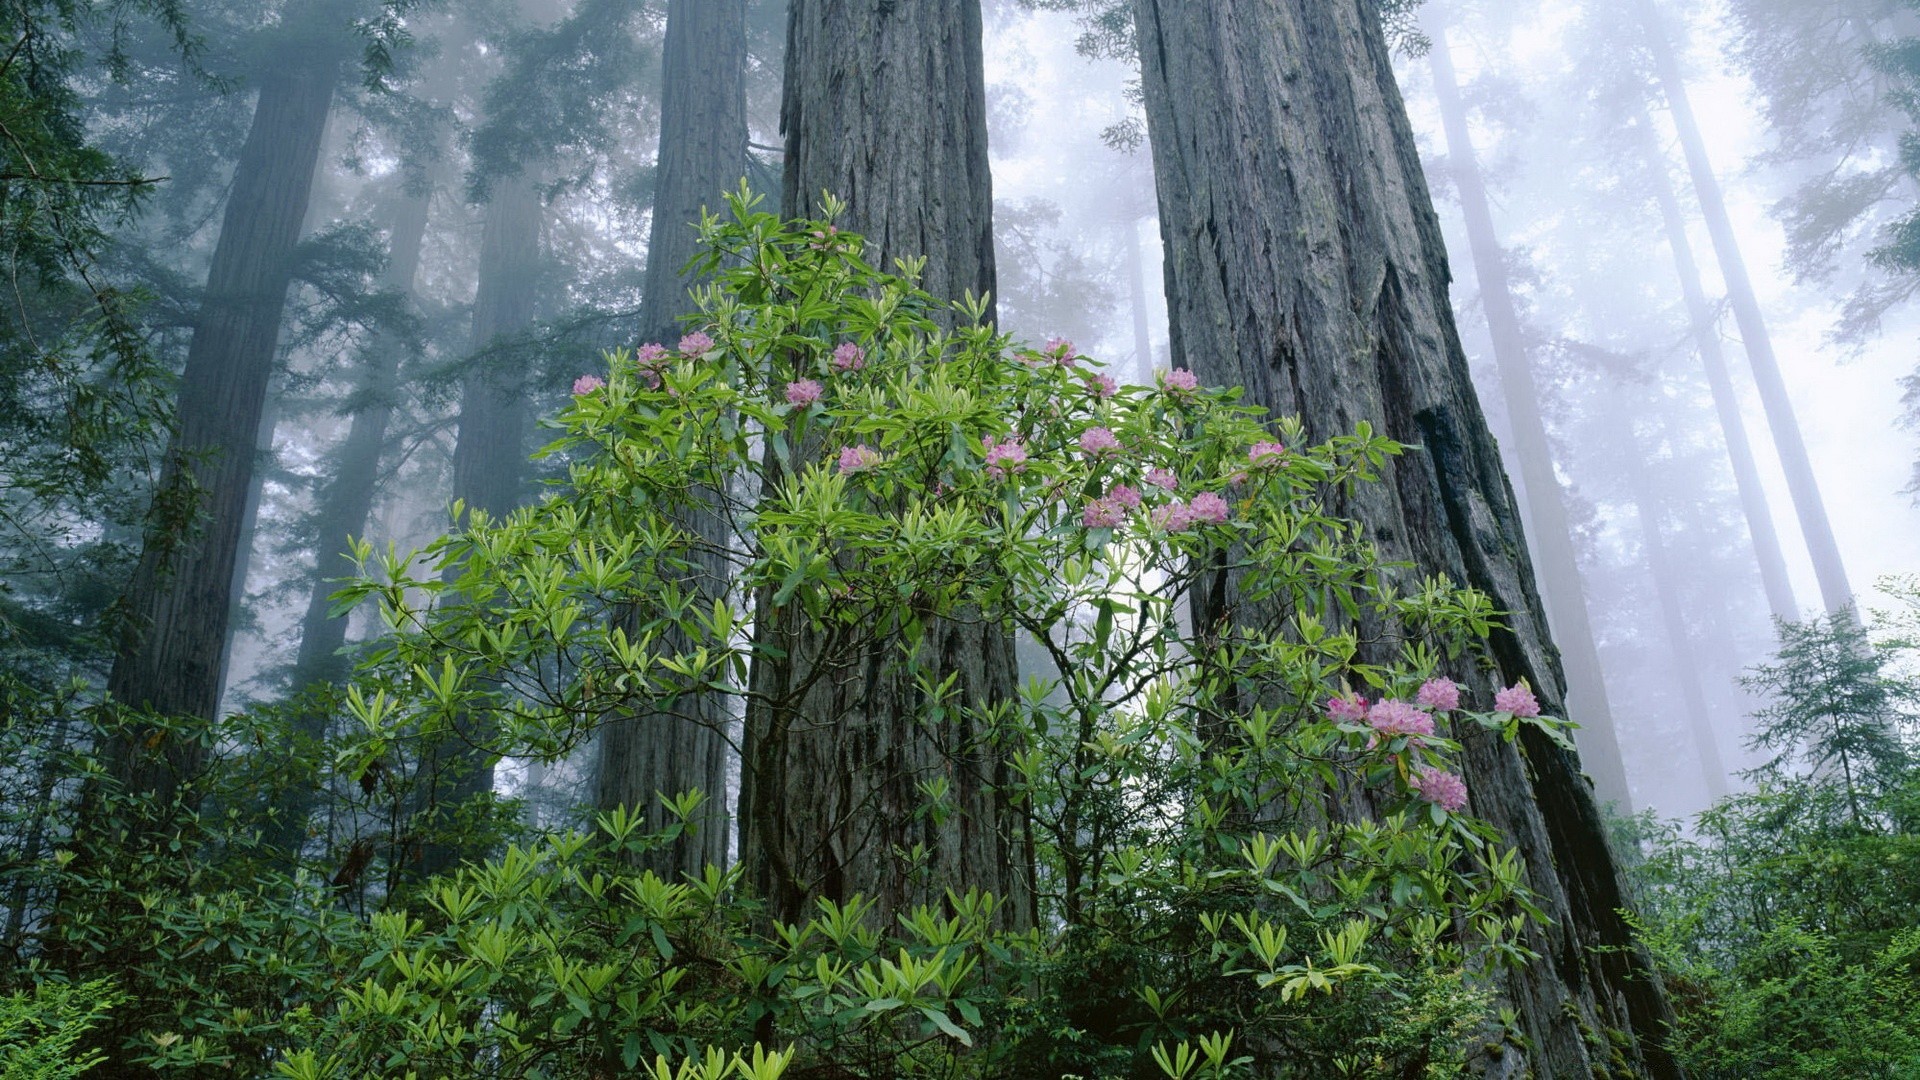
593, 0, 747, 880
1131, 1, 1682, 1075
1637, 0, 1854, 615
744, 0, 1027, 930
1633, 104, 1800, 624
1428, 23, 1633, 811
414, 178, 542, 879
101, 49, 339, 811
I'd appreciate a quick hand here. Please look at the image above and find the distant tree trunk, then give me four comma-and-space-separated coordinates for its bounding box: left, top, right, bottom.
1428, 23, 1633, 810
1132, 1, 1682, 1076
593, 0, 746, 879
267, 184, 431, 859
1633, 105, 1800, 623
1608, 401, 1729, 800
414, 178, 542, 879
1124, 217, 1156, 383
100, 49, 339, 814
744, 0, 1028, 930
1637, 0, 1854, 614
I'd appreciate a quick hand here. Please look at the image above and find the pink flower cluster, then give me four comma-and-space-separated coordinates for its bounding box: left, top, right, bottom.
1044, 337, 1079, 366
1082, 485, 1143, 528
572, 374, 605, 396
1494, 682, 1540, 718
1326, 692, 1369, 724
636, 342, 671, 388
678, 331, 715, 356
1248, 440, 1287, 467
1078, 426, 1121, 458
1411, 767, 1469, 812
1368, 699, 1436, 742
1417, 678, 1460, 712
832, 342, 866, 372
1160, 368, 1199, 394
1088, 372, 1117, 400
786, 380, 823, 407
1143, 467, 1178, 491
837, 445, 882, 474
1151, 491, 1230, 532
984, 437, 1028, 480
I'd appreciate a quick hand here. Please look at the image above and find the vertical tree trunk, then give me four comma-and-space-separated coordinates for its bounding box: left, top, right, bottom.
1124, 216, 1156, 383
593, 0, 747, 880
101, 51, 339, 811
414, 178, 542, 879
744, 0, 1027, 930
1608, 401, 1729, 800
1428, 23, 1634, 810
1637, 0, 1854, 614
266, 185, 431, 859
1131, 1, 1682, 1076
1633, 105, 1800, 623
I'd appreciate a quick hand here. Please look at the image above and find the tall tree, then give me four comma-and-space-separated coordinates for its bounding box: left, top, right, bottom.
743, 0, 1026, 928
1131, 0, 1682, 1074
101, 10, 347, 814
1636, 0, 1855, 615
593, 0, 748, 879
1427, 20, 1633, 809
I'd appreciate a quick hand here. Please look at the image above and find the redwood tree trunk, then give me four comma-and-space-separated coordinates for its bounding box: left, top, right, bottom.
414, 178, 542, 879
1428, 24, 1633, 810
102, 49, 339, 810
1638, 0, 1854, 615
1634, 105, 1800, 623
1131, 1, 1682, 1075
743, 0, 1027, 930
593, 0, 747, 879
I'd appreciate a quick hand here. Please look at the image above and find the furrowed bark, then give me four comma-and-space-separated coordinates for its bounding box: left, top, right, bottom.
1131, 0, 1683, 1074
593, 0, 747, 880
743, 0, 1029, 930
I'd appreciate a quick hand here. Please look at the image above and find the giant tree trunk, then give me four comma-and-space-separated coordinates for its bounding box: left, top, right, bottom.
593, 0, 747, 880
1428, 24, 1633, 810
101, 50, 339, 813
742, 0, 1027, 930
1633, 105, 1800, 623
1131, 1, 1683, 1075
1637, 0, 1853, 615
414, 178, 542, 880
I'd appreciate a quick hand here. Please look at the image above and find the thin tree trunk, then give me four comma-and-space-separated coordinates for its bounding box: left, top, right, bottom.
1125, 216, 1155, 384
101, 50, 339, 813
1131, 1, 1682, 1075
1609, 400, 1729, 800
1637, 0, 1854, 614
593, 0, 746, 880
267, 185, 431, 859
1429, 23, 1633, 810
413, 178, 542, 880
1633, 104, 1800, 623
744, 0, 1027, 931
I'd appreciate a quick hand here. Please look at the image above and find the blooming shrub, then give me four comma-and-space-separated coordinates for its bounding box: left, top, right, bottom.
294, 189, 1582, 1077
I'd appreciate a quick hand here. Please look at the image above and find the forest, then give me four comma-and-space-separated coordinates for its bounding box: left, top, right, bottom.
3, 0, 1919, 1076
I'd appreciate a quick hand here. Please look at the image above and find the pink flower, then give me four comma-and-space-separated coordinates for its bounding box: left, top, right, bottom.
1417, 678, 1460, 712
678, 331, 715, 356
832, 342, 867, 372
1082, 497, 1127, 529
837, 445, 882, 474
1151, 502, 1194, 532
1249, 440, 1287, 467
1079, 426, 1122, 458
1108, 484, 1143, 510
1411, 767, 1468, 812
637, 343, 670, 366
1088, 372, 1117, 399
786, 380, 823, 407
1160, 368, 1199, 394
1143, 467, 1178, 492
571, 374, 605, 395
1186, 491, 1229, 524
1327, 693, 1369, 724
1368, 699, 1436, 741
1044, 336, 1078, 366
984, 437, 1028, 480
1494, 682, 1540, 718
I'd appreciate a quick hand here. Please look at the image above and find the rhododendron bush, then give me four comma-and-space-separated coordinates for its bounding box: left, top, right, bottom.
298, 191, 1582, 1077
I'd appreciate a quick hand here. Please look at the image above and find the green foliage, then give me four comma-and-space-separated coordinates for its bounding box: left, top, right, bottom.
1625, 594, 1920, 1078
0, 980, 120, 1079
